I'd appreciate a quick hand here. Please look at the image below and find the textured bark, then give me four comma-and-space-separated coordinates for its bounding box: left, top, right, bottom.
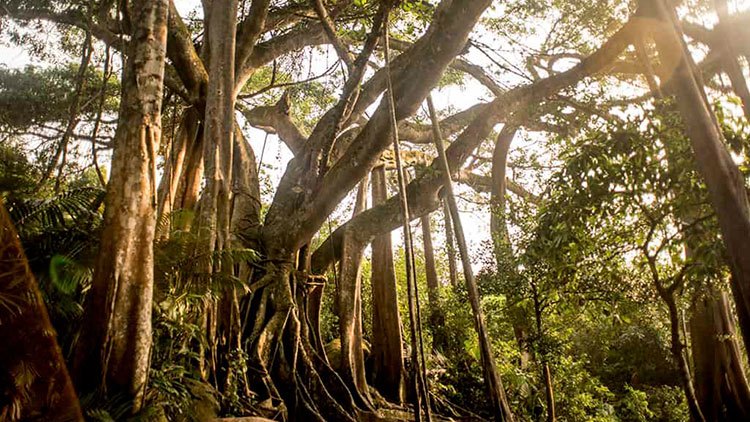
199, 0, 241, 394
198, 0, 238, 256
427, 95, 514, 422
71, 0, 169, 411
649, 0, 750, 356
173, 121, 205, 214
0, 204, 84, 422
230, 123, 262, 249
690, 289, 750, 422
369, 165, 406, 403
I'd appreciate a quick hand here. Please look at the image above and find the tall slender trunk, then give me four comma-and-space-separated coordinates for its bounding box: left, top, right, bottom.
442, 200, 459, 289
532, 291, 555, 422
370, 164, 406, 403
0, 204, 84, 422
421, 211, 447, 352
649, 0, 750, 357
71, 0, 169, 411
337, 176, 372, 405
427, 95, 515, 422
690, 288, 750, 422
173, 121, 204, 214
660, 289, 706, 422
489, 124, 531, 369
421, 212, 439, 304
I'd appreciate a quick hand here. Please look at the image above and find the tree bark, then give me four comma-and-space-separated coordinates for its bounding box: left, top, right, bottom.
0, 203, 84, 422
198, 0, 238, 257
71, 0, 169, 411
369, 164, 406, 404
649, 0, 750, 356
690, 288, 750, 422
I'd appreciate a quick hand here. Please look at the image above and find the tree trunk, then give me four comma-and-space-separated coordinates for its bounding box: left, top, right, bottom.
71, 0, 169, 411
0, 203, 84, 422
661, 289, 706, 422
427, 95, 515, 422
542, 362, 555, 422
715, 0, 750, 122
420, 212, 447, 352
370, 164, 406, 404
649, 0, 750, 357
442, 200, 459, 289
230, 122, 262, 249
489, 124, 532, 369
421, 212, 439, 304
173, 120, 204, 214
337, 177, 372, 406
690, 288, 750, 422
533, 291, 555, 422
157, 107, 201, 227
198, 0, 238, 257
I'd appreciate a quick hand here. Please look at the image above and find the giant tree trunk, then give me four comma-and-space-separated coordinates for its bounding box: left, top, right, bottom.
198, 0, 239, 389
71, 0, 169, 411
0, 204, 84, 422
198, 0, 238, 257
370, 164, 406, 403
649, 0, 750, 356
247, 1, 493, 418
690, 288, 750, 422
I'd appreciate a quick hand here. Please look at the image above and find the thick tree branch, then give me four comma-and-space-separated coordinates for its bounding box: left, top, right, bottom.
310, 13, 641, 271
166, 0, 208, 104
240, 92, 307, 154
235, 0, 272, 86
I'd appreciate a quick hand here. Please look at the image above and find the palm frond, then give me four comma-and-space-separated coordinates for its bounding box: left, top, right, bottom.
6, 187, 104, 234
